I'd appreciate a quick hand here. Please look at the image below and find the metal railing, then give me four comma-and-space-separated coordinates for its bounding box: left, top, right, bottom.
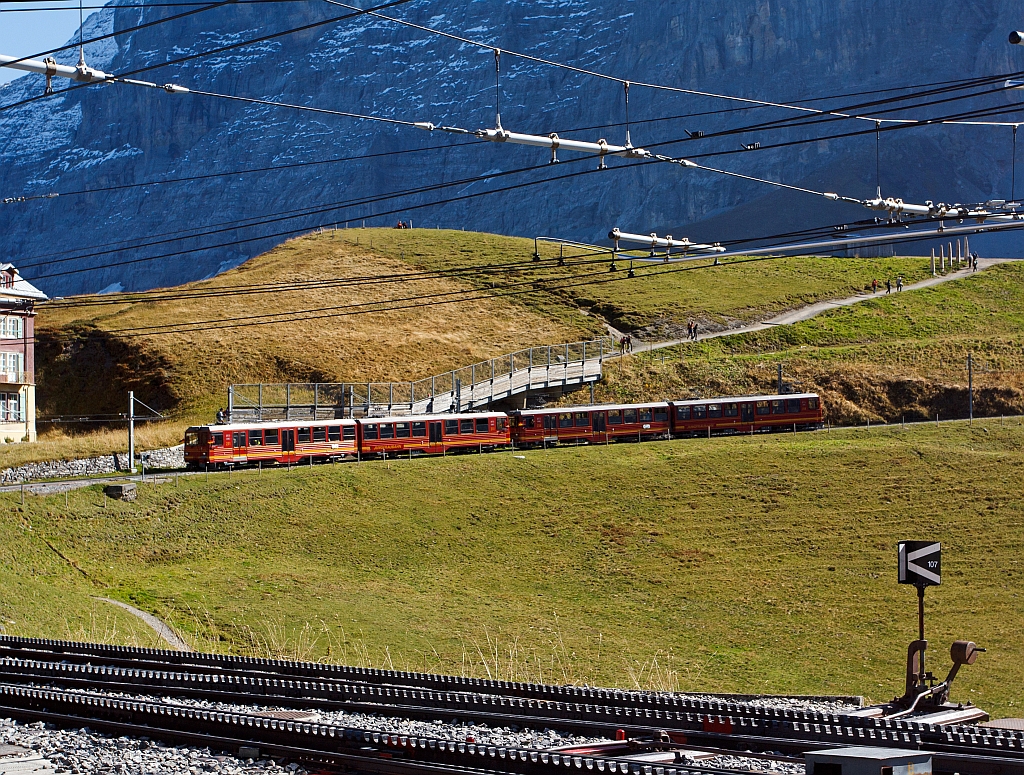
227, 338, 613, 421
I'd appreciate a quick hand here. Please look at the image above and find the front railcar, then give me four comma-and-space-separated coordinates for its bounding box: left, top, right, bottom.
184, 426, 214, 470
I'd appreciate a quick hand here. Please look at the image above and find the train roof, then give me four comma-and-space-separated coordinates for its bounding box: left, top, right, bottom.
187, 411, 506, 432
514, 401, 671, 415
670, 392, 819, 404
513, 393, 819, 415
187, 418, 358, 432
357, 411, 506, 423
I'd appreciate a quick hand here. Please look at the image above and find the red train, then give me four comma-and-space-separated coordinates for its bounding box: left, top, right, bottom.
184, 394, 821, 469
184, 412, 509, 469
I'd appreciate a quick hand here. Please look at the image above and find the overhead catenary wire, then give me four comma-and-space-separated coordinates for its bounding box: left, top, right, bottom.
39, 217, 1023, 342
318, 0, 1024, 130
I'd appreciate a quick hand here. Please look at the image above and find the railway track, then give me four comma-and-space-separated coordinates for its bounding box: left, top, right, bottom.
0, 636, 1022, 775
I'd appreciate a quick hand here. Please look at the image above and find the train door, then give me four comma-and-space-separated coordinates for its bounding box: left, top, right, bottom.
429, 421, 443, 445
593, 412, 607, 432
740, 403, 754, 426
281, 428, 296, 462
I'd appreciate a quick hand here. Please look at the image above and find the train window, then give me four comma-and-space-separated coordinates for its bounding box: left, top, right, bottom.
364, 424, 379, 440
265, 429, 279, 445
445, 419, 458, 435
328, 426, 341, 441
756, 401, 770, 416
412, 421, 426, 437
707, 404, 722, 419
654, 408, 668, 422
676, 406, 690, 421
692, 405, 706, 419
522, 416, 535, 429
558, 413, 573, 428
396, 422, 411, 438
460, 419, 474, 434
297, 427, 311, 443
342, 426, 355, 441
608, 410, 622, 425
233, 432, 246, 447
808, 397, 819, 410
787, 398, 802, 413
380, 423, 395, 439
213, 433, 224, 446
771, 400, 785, 414
724, 403, 738, 417
476, 417, 489, 433
575, 412, 590, 427
185, 431, 199, 446
313, 427, 327, 442
248, 429, 263, 445
543, 415, 557, 430
496, 417, 508, 431
639, 408, 653, 422
623, 409, 637, 424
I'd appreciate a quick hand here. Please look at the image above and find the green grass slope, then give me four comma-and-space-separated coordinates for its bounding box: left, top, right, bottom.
2, 421, 1021, 714
593, 261, 1024, 422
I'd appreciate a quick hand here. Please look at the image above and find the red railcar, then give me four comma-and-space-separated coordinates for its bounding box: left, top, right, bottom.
509, 402, 672, 447
184, 419, 358, 469
669, 393, 821, 436
357, 412, 509, 456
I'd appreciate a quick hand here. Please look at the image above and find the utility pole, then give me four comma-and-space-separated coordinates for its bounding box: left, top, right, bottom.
128, 390, 135, 472
968, 353, 974, 425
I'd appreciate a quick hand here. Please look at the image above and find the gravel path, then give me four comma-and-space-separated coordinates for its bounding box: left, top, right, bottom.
92, 598, 191, 652
628, 257, 1017, 352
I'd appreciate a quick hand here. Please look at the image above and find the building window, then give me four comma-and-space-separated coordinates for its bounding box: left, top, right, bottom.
0, 317, 22, 339
0, 352, 23, 377
0, 392, 21, 422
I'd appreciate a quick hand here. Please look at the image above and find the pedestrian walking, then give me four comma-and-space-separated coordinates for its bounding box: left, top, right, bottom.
626, 335, 633, 352
686, 321, 693, 339
896, 275, 904, 292
973, 253, 979, 272
871, 278, 878, 293
886, 278, 891, 294
691, 322, 699, 340
619, 336, 626, 354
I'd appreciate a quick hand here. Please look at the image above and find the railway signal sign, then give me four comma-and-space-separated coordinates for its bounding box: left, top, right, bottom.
898, 541, 941, 587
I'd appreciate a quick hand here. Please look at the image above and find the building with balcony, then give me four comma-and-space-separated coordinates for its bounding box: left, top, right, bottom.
0, 264, 47, 443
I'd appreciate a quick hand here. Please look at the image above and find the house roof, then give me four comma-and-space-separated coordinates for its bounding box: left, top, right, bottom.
0, 264, 47, 302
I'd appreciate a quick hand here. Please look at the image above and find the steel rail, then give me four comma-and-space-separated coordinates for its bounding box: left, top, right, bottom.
0, 683, 780, 775
2, 653, 1024, 771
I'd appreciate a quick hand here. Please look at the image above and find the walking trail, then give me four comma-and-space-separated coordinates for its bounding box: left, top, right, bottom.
609, 258, 1016, 351
93, 597, 192, 651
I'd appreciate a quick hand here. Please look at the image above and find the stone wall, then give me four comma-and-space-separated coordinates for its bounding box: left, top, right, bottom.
0, 444, 185, 484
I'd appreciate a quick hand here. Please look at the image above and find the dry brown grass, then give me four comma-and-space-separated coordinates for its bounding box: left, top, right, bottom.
37, 230, 594, 417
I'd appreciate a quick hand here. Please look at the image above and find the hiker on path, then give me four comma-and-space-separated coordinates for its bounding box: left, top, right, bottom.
896, 275, 904, 291
686, 321, 693, 340
691, 322, 699, 340
973, 254, 979, 271
886, 278, 892, 294
872, 278, 878, 293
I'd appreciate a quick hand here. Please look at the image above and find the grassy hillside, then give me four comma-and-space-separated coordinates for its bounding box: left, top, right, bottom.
21, 228, 938, 467
1, 420, 1021, 715
350, 229, 934, 335
590, 261, 1024, 423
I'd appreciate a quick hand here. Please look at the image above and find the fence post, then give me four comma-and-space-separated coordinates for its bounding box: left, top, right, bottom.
258, 383, 263, 422
285, 384, 291, 420
314, 383, 319, 420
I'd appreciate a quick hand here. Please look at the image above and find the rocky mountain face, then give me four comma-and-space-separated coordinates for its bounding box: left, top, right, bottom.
2, 0, 1023, 296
